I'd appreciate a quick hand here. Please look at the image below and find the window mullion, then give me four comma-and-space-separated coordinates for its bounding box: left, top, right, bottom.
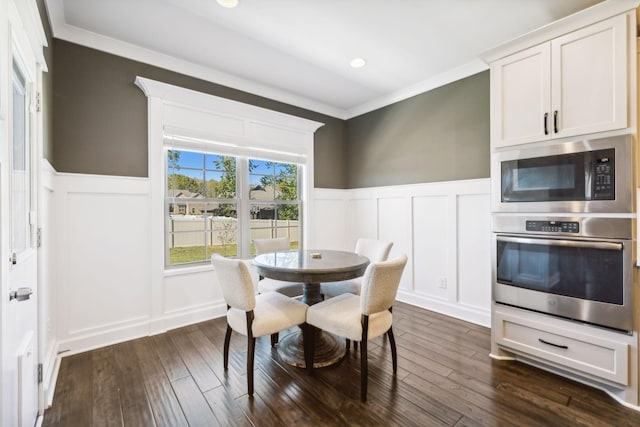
237, 157, 250, 258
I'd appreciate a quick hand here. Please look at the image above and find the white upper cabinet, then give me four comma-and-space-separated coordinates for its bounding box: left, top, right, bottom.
491, 43, 551, 146
491, 14, 628, 148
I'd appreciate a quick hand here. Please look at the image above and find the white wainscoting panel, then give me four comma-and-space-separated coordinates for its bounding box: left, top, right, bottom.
457, 193, 492, 311
346, 197, 379, 247
163, 269, 227, 331
311, 190, 350, 250
413, 195, 449, 298
66, 191, 151, 333
378, 196, 413, 291
313, 179, 491, 327
51, 174, 491, 357
54, 174, 152, 352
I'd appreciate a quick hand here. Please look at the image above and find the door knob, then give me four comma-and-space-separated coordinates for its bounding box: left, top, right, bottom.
9, 287, 33, 302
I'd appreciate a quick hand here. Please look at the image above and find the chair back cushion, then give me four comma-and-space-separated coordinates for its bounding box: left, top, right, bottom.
360, 254, 408, 315
211, 255, 256, 311
355, 238, 393, 263
253, 237, 290, 255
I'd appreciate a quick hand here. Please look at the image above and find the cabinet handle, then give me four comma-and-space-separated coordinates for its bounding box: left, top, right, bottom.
538, 338, 568, 349
544, 113, 549, 135
553, 110, 559, 133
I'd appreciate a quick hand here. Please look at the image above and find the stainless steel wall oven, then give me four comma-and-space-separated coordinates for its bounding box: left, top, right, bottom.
492, 216, 633, 333
492, 135, 632, 213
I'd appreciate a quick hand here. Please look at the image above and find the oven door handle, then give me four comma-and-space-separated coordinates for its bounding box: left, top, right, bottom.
496, 235, 623, 251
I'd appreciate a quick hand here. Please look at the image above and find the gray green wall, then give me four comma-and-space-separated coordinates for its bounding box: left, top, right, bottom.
52, 40, 347, 188
346, 72, 489, 188
50, 41, 489, 189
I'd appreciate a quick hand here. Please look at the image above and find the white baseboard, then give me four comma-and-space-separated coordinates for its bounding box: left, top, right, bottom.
396, 290, 491, 328
42, 341, 61, 408
155, 301, 228, 334
55, 301, 227, 357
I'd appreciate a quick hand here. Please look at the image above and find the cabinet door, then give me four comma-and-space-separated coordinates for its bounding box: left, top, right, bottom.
491, 43, 551, 148
551, 14, 627, 138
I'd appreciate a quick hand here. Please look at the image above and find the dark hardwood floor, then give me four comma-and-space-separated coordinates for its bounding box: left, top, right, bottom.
42, 302, 640, 426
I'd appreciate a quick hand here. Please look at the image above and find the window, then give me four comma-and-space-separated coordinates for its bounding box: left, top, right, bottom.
11, 60, 31, 255
136, 76, 322, 274
166, 148, 302, 267
249, 159, 300, 253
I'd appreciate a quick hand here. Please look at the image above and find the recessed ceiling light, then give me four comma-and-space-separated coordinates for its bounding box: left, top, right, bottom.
350, 57, 367, 68
217, 0, 238, 8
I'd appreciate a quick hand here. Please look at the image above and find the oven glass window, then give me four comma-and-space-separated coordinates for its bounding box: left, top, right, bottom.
496, 239, 623, 305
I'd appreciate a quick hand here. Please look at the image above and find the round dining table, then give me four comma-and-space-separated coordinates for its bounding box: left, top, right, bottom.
253, 249, 369, 368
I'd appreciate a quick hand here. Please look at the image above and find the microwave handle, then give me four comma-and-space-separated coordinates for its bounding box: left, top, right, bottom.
497, 235, 622, 251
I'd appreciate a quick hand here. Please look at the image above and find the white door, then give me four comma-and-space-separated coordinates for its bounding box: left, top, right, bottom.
490, 42, 551, 148
1, 50, 39, 427
551, 13, 628, 139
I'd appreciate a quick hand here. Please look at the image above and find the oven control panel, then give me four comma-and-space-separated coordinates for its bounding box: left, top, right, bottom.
525, 220, 579, 233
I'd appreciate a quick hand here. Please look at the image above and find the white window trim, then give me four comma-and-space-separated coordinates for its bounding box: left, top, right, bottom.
135, 76, 323, 277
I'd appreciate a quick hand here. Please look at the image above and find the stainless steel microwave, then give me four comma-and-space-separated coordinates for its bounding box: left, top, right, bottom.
491, 135, 633, 213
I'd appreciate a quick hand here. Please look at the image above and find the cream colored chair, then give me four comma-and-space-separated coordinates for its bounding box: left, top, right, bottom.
253, 237, 304, 298
320, 238, 393, 298
211, 254, 309, 396
306, 254, 408, 402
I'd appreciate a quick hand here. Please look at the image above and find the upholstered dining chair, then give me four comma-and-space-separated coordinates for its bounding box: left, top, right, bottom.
320, 238, 393, 299
253, 237, 304, 298
211, 254, 309, 396
306, 254, 408, 402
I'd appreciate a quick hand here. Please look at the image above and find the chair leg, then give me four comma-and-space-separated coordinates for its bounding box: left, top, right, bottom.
354, 341, 358, 351
271, 332, 279, 347
247, 336, 256, 396
346, 339, 351, 350
360, 315, 369, 402
246, 310, 256, 396
360, 339, 368, 402
387, 327, 398, 373
223, 324, 232, 370
306, 324, 315, 374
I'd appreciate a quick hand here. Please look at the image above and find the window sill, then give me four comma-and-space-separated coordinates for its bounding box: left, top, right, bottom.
164, 263, 213, 277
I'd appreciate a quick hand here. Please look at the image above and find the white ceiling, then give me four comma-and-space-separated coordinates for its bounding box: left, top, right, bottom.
44, 0, 604, 119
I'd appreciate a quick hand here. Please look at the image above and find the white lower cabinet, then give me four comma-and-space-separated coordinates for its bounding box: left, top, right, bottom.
494, 308, 629, 386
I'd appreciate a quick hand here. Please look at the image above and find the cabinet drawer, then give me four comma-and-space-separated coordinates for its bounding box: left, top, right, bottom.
495, 311, 629, 385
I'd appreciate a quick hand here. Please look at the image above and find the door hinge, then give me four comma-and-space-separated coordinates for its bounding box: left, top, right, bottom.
37, 228, 42, 248
38, 363, 43, 384
35, 92, 41, 113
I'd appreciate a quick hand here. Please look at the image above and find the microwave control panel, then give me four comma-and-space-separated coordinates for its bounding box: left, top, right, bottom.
592, 149, 615, 200
526, 220, 579, 233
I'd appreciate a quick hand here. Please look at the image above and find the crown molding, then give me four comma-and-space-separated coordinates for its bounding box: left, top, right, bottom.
345, 59, 488, 119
